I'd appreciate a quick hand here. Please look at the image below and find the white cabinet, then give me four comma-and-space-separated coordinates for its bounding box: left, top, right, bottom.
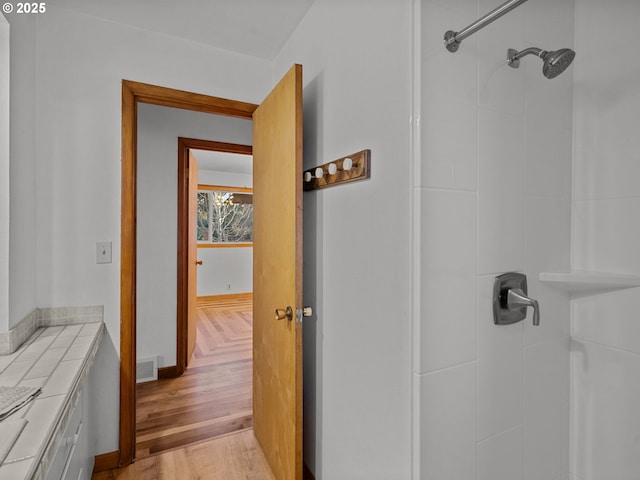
44, 385, 92, 480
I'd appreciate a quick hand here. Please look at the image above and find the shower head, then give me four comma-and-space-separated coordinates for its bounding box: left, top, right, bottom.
541, 48, 576, 78
507, 47, 576, 79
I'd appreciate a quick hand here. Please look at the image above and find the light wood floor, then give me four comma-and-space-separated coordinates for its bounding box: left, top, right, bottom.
91, 429, 275, 480
135, 297, 253, 458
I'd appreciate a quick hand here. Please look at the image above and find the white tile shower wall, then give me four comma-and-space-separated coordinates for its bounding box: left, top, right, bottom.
418, 363, 476, 480
477, 108, 524, 275
571, 1, 640, 479
420, 0, 477, 191
477, 426, 523, 480
419, 189, 476, 373
416, 0, 573, 479
477, 275, 523, 441
570, 340, 640, 479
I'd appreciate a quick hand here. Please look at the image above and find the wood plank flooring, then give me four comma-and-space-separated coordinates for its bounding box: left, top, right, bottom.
91, 429, 275, 480
135, 297, 253, 458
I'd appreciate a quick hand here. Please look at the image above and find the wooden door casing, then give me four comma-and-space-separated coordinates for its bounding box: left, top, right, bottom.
121, 81, 256, 466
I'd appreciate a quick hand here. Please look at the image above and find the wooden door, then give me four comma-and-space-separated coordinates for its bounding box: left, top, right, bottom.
252, 64, 303, 480
187, 151, 199, 366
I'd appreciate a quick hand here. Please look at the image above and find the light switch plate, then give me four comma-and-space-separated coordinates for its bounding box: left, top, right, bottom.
96, 241, 112, 264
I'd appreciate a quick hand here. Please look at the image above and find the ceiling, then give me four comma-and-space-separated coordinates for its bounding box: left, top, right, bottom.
191, 150, 252, 175
45, 0, 315, 60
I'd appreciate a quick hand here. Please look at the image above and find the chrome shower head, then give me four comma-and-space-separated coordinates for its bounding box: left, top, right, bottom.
507, 46, 576, 79
541, 48, 576, 79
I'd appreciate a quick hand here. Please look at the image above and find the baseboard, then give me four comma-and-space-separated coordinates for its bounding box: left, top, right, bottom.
93, 450, 120, 473
303, 463, 316, 480
158, 365, 180, 379
197, 292, 253, 303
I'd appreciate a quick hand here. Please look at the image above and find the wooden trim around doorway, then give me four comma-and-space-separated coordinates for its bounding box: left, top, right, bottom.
93, 451, 120, 473
197, 292, 253, 303
120, 79, 257, 466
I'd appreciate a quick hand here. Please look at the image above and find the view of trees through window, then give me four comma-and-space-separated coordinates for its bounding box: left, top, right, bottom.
197, 189, 253, 244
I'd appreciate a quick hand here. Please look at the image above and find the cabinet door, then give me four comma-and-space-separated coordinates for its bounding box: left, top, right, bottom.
44, 390, 83, 480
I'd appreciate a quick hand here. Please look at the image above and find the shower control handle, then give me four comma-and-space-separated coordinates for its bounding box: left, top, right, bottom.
493, 272, 540, 326
507, 288, 540, 326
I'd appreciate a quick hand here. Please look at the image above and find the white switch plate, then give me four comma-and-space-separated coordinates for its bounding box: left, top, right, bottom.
96, 241, 112, 264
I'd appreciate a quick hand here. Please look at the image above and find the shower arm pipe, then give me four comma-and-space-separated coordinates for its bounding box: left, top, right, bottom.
444, 0, 529, 53
507, 47, 544, 66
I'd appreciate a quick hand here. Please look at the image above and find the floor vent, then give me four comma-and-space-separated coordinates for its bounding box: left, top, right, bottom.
136, 356, 158, 383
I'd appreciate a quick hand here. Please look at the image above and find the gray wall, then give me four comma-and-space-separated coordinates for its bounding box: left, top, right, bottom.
0, 14, 9, 331
414, 1, 574, 479
275, 1, 414, 477
571, 1, 640, 478
6, 5, 270, 454
196, 169, 253, 297
137, 103, 251, 368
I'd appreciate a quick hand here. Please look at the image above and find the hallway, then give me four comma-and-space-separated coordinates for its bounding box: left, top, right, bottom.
135, 296, 253, 458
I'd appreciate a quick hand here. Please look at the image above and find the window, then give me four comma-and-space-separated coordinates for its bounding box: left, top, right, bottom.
197, 186, 253, 246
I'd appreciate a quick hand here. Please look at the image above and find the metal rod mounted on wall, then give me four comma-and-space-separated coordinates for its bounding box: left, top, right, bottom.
444, 0, 529, 52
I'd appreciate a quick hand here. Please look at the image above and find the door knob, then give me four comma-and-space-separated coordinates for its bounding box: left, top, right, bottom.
196, 260, 203, 266
493, 272, 540, 326
275, 306, 293, 321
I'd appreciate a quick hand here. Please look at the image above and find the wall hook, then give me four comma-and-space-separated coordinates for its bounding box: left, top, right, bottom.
303, 149, 371, 191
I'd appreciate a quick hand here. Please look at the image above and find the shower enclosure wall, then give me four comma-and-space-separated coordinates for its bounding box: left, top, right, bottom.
413, 0, 573, 478
570, 1, 640, 478
414, 1, 640, 479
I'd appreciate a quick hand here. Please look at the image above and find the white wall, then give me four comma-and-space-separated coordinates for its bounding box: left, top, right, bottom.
416, 1, 574, 479
275, 1, 414, 477
571, 1, 640, 479
8, 4, 270, 454
137, 103, 252, 368
7, 13, 36, 329
198, 169, 252, 189
197, 248, 252, 296
0, 14, 9, 332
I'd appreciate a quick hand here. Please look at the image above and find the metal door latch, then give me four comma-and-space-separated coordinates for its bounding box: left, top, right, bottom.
296, 307, 313, 323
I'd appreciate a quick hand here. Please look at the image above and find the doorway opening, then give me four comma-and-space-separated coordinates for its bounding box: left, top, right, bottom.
119, 80, 258, 467
119, 67, 303, 477
135, 141, 254, 458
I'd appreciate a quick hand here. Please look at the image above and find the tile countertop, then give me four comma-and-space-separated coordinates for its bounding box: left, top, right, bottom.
0, 322, 104, 480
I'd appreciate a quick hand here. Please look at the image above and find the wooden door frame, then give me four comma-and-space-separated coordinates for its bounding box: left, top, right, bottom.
176, 137, 253, 375
120, 79, 257, 466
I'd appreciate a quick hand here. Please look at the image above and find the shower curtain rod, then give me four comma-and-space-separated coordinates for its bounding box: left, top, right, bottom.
444, 0, 529, 52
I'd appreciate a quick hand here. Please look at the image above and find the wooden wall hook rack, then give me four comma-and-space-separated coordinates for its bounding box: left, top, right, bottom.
303, 149, 371, 191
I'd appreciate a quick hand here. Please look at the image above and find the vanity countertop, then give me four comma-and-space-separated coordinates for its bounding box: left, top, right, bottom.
0, 322, 104, 480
